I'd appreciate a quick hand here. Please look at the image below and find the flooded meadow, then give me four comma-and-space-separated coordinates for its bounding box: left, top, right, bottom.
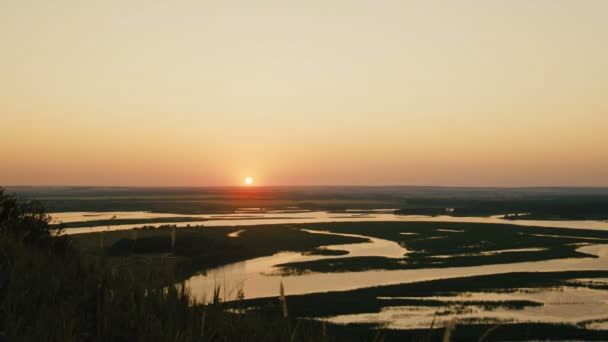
57, 209, 608, 333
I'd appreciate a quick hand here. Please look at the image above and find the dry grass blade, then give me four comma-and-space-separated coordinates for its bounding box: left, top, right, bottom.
171, 226, 177, 252
478, 325, 500, 342
289, 320, 301, 342
430, 312, 437, 330
423, 312, 438, 342
442, 318, 457, 342
372, 331, 385, 342
279, 281, 289, 318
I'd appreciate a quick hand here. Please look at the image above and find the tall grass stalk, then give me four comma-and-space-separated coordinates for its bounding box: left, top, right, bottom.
280, 281, 289, 319
442, 318, 457, 342
478, 325, 500, 342
171, 226, 177, 252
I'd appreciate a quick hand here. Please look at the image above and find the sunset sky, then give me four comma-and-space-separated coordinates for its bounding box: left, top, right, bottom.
2, 0, 607, 186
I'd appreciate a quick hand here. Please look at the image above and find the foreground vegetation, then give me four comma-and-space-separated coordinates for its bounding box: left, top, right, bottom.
0, 188, 375, 341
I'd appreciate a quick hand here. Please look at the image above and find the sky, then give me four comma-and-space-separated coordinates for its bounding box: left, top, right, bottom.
1, 0, 607, 187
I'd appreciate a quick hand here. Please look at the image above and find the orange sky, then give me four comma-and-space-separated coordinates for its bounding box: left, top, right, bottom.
2, 0, 607, 186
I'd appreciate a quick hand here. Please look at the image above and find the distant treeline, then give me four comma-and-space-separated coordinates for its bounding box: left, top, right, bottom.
8, 186, 608, 214
395, 197, 608, 220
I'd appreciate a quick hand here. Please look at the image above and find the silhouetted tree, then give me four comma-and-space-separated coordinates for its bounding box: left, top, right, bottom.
0, 187, 62, 247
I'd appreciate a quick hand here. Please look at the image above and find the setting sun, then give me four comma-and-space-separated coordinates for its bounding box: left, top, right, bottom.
244, 177, 253, 185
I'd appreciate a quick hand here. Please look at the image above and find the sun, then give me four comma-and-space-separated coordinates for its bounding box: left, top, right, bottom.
244, 176, 253, 185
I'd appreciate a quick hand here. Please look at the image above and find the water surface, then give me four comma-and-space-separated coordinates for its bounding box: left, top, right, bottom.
53, 210, 608, 235
53, 209, 608, 329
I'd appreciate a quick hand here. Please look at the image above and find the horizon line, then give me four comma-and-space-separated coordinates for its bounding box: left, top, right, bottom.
5, 184, 608, 189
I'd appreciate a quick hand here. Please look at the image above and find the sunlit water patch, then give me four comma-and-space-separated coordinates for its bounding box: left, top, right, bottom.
430, 248, 548, 259
436, 228, 464, 233
323, 286, 608, 330
228, 229, 245, 238
186, 229, 408, 301
185, 225, 608, 301
53, 211, 608, 235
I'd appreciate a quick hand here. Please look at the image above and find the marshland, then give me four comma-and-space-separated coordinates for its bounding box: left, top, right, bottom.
4, 186, 608, 341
